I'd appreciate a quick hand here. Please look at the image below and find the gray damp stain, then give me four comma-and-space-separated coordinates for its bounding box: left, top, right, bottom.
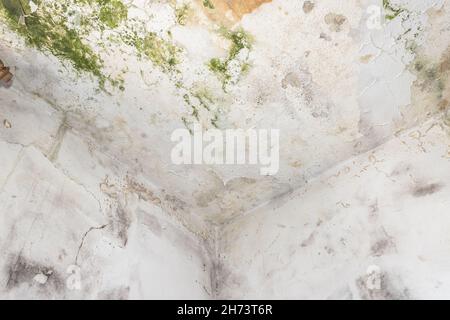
193, 172, 224, 208
370, 228, 396, 257
370, 238, 395, 257
390, 162, 412, 177
356, 272, 410, 300
211, 254, 246, 299
281, 72, 304, 89
300, 230, 317, 248
368, 200, 379, 221
5, 255, 65, 294
319, 33, 332, 41
108, 205, 132, 247
412, 183, 443, 197
137, 209, 163, 237
300, 219, 323, 248
163, 194, 188, 213
99, 286, 130, 300
282, 68, 332, 119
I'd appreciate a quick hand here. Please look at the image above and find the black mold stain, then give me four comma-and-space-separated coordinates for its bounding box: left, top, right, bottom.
370, 228, 396, 257
210, 253, 243, 299
370, 238, 395, 257
412, 183, 443, 197
5, 255, 65, 294
113, 205, 132, 247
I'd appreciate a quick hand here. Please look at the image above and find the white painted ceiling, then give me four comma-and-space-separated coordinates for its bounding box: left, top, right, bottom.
1, 0, 449, 240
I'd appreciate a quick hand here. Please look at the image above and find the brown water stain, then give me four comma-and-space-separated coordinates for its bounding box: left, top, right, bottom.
400, 44, 450, 128
324, 13, 347, 32
303, 1, 315, 14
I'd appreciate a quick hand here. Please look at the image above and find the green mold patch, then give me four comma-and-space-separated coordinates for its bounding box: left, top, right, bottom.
210, 113, 219, 128
383, 0, 405, 21
183, 88, 211, 119
180, 84, 222, 131
183, 93, 200, 120
0, 0, 107, 85
410, 48, 450, 119
185, 88, 213, 114
412, 57, 446, 99
133, 32, 181, 73
193, 89, 214, 111
1, 0, 29, 18
98, 0, 127, 29
227, 29, 252, 59
181, 116, 193, 134
208, 58, 228, 79
208, 28, 252, 90
202, 0, 214, 9
74, 0, 128, 29
0, 0, 133, 89
175, 3, 190, 25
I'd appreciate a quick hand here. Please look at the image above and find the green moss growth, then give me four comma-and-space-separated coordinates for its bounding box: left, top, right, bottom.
202, 0, 214, 9
208, 58, 230, 82
134, 32, 181, 72
98, 0, 127, 29
208, 28, 252, 89
383, 0, 405, 21
74, 0, 128, 29
210, 114, 218, 128
175, 3, 189, 25
412, 56, 447, 100
1, 0, 29, 17
182, 116, 193, 134
193, 89, 213, 111
227, 29, 252, 59
180, 85, 220, 129
0, 0, 106, 84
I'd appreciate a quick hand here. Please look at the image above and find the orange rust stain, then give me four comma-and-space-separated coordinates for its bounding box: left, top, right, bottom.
227, 0, 272, 19
199, 0, 272, 25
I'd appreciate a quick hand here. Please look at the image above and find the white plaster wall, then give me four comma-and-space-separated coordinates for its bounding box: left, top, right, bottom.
0, 0, 449, 299
1, 0, 448, 231
219, 116, 450, 299
0, 87, 213, 300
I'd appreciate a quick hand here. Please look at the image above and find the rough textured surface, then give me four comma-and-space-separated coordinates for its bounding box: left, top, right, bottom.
219, 117, 450, 299
0, 0, 449, 299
